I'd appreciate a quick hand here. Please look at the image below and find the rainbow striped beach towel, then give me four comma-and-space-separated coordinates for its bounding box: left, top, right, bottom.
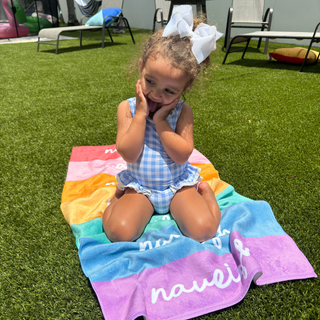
61, 145, 317, 320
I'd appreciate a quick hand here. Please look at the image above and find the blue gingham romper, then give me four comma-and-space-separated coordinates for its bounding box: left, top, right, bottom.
116, 97, 202, 214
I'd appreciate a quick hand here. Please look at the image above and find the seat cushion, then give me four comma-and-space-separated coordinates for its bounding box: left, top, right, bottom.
85, 8, 122, 26
269, 47, 320, 65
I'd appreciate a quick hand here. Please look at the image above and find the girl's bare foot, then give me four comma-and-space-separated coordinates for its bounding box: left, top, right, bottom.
197, 181, 214, 196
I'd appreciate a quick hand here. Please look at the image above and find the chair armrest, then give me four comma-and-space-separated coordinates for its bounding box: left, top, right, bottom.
263, 8, 273, 29
103, 15, 122, 27
313, 21, 320, 35
224, 7, 233, 48
154, 8, 164, 22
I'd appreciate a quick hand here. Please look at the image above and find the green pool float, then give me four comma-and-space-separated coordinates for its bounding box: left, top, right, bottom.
11, 1, 52, 33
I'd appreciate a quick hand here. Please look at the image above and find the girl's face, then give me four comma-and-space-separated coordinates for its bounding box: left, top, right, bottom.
139, 56, 192, 113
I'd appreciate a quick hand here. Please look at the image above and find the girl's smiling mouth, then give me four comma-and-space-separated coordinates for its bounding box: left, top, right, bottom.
145, 95, 179, 115
145, 96, 161, 113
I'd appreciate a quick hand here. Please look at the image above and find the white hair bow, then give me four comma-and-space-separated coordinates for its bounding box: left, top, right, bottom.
162, 5, 223, 63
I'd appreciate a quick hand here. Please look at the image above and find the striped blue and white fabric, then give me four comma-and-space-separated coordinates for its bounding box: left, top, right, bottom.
75, 0, 101, 16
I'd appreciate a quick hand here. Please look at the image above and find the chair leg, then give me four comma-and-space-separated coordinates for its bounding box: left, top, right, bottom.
224, 33, 230, 51
102, 25, 105, 48
123, 18, 135, 44
222, 37, 251, 64
300, 40, 313, 72
152, 17, 156, 33
257, 24, 265, 50
258, 24, 269, 54
224, 22, 228, 48
107, 27, 113, 43
222, 38, 233, 64
264, 38, 269, 55
56, 36, 60, 54
168, 3, 174, 20
257, 38, 262, 49
202, 3, 207, 22
241, 39, 251, 59
300, 22, 320, 72
263, 8, 273, 54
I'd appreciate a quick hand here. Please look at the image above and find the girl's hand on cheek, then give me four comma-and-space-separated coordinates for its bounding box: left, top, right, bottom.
153, 98, 179, 124
135, 80, 149, 118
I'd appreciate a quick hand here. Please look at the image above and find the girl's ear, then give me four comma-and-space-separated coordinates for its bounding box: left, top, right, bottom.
184, 84, 193, 92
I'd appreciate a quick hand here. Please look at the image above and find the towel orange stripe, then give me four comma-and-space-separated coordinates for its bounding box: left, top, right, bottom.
61, 173, 116, 204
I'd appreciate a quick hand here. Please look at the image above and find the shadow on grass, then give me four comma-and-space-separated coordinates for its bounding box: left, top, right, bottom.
38, 41, 124, 54
37, 28, 141, 54
220, 46, 320, 74
222, 58, 320, 74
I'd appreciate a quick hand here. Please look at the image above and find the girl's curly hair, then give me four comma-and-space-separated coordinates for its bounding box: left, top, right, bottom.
140, 18, 211, 86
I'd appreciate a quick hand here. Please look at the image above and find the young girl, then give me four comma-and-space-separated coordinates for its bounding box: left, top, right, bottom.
103, 5, 223, 243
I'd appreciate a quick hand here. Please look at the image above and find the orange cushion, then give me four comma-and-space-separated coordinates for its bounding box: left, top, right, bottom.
269, 47, 320, 65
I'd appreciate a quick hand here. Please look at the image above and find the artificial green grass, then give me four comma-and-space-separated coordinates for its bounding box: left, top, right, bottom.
0, 30, 319, 319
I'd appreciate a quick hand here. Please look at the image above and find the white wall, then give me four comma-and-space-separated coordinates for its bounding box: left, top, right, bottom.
60, 0, 320, 46
206, 0, 320, 46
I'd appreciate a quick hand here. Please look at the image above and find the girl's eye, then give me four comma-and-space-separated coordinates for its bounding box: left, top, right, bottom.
146, 79, 154, 85
165, 89, 175, 95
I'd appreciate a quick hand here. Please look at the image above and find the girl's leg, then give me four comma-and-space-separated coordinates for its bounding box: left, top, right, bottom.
170, 182, 221, 242
103, 188, 154, 242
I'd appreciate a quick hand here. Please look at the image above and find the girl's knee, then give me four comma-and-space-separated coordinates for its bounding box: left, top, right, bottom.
187, 217, 219, 242
104, 219, 138, 242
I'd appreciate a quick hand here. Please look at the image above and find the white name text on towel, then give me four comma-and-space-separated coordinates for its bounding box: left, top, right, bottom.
105, 148, 117, 153
140, 234, 181, 251
211, 226, 230, 249
151, 239, 250, 304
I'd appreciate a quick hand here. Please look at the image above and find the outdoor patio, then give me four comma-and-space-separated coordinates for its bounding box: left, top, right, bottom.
0, 28, 319, 319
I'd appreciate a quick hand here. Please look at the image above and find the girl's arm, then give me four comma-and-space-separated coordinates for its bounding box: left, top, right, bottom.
154, 102, 194, 165
116, 82, 149, 163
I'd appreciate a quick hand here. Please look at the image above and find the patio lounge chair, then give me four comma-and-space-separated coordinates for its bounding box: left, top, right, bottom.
224, 0, 273, 54
37, 0, 135, 54
152, 0, 171, 33
222, 22, 320, 72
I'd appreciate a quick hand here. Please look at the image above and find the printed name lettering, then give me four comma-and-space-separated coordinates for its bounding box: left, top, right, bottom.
216, 225, 230, 237
151, 238, 250, 304
212, 237, 222, 249
152, 215, 171, 223
209, 226, 230, 249
234, 239, 250, 279
105, 149, 117, 153
105, 164, 126, 169
140, 234, 180, 251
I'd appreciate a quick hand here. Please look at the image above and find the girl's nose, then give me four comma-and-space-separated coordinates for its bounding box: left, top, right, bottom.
152, 88, 162, 100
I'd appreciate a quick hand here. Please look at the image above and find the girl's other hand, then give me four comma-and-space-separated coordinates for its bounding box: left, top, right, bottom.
153, 98, 179, 124
135, 80, 149, 119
